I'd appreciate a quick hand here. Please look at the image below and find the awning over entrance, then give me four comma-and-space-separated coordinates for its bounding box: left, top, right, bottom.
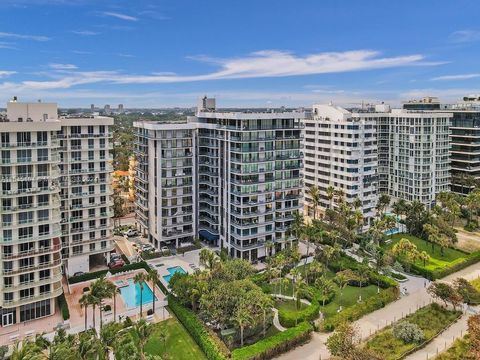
199, 229, 219, 242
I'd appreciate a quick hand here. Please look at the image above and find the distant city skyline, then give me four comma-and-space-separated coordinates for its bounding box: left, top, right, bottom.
0, 0, 479, 107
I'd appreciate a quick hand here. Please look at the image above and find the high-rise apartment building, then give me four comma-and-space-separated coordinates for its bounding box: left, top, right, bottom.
403, 96, 480, 195
134, 98, 304, 261
304, 103, 452, 222
377, 108, 451, 206
304, 104, 378, 227
0, 99, 113, 327
57, 115, 114, 275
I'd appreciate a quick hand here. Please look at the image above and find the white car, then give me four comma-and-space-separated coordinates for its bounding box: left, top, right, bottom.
123, 229, 138, 237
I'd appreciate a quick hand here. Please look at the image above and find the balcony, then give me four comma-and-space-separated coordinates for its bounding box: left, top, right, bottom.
2, 258, 62, 275
2, 285, 63, 308
1, 244, 61, 260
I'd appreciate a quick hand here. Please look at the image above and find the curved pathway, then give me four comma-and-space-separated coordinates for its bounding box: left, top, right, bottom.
276, 261, 480, 360
272, 308, 287, 332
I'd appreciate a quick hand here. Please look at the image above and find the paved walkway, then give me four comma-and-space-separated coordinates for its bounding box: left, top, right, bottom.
276, 261, 480, 360
272, 309, 287, 332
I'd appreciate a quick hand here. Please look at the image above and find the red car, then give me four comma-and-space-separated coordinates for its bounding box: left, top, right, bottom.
108, 259, 125, 269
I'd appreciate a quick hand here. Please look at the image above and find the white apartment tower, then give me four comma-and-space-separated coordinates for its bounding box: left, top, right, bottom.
304, 104, 378, 226
378, 108, 452, 205
0, 99, 113, 327
134, 98, 304, 261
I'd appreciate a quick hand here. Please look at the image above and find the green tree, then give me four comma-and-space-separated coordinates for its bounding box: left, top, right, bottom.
79, 293, 91, 331
148, 269, 160, 314
131, 319, 154, 360
316, 276, 335, 306
231, 300, 253, 347
307, 185, 321, 220
133, 272, 149, 318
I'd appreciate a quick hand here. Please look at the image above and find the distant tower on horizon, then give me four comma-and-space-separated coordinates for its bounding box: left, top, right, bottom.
118, 104, 124, 114
104, 104, 111, 115
90, 104, 95, 112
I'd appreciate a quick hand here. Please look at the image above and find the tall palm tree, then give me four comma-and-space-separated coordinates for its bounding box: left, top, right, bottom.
79, 293, 90, 331
91, 277, 109, 329
307, 185, 321, 220
232, 301, 253, 347
288, 210, 304, 247
289, 267, 302, 301
134, 272, 149, 318
315, 276, 335, 306
10, 340, 44, 360
264, 240, 274, 258
376, 193, 391, 216
326, 185, 335, 209
104, 280, 120, 321
199, 248, 218, 271
258, 296, 273, 338
148, 269, 160, 314
131, 319, 154, 360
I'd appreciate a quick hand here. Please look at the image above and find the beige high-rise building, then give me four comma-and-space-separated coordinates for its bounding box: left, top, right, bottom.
0, 98, 113, 327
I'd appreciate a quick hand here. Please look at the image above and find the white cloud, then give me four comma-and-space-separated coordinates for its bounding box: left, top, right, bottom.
431, 73, 480, 81
72, 30, 99, 36
0, 49, 440, 92
102, 12, 138, 22
0, 71, 15, 78
449, 30, 480, 43
49, 63, 78, 70
0, 31, 50, 41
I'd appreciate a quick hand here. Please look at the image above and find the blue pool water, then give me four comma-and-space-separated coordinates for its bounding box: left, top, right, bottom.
385, 228, 400, 235
119, 279, 156, 309
163, 266, 187, 284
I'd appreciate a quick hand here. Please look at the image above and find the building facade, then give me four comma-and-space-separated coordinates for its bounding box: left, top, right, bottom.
134, 98, 304, 261
0, 99, 113, 327
57, 116, 114, 275
303, 104, 378, 227
377, 108, 452, 206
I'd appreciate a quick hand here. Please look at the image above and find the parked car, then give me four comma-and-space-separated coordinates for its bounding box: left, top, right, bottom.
108, 259, 125, 269
141, 244, 154, 252
123, 229, 138, 237
161, 246, 170, 254
110, 253, 122, 262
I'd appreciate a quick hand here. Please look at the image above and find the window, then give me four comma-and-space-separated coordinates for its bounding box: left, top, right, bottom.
20, 299, 51, 322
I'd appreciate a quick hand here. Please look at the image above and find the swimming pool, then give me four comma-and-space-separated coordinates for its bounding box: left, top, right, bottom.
119, 279, 156, 309
385, 228, 400, 235
163, 266, 187, 284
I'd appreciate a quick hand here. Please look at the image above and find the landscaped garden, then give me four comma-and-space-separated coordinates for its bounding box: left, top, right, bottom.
144, 317, 207, 359
365, 303, 461, 360
382, 233, 478, 279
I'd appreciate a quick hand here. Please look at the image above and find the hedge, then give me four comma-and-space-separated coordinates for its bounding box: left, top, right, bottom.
121, 254, 130, 265
57, 293, 70, 320
168, 295, 230, 360
323, 286, 399, 331
68, 261, 150, 284
277, 300, 320, 328
232, 322, 313, 360
407, 251, 480, 280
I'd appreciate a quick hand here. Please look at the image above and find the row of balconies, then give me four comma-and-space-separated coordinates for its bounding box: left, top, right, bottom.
2, 258, 62, 276
2, 284, 63, 308
1, 244, 62, 260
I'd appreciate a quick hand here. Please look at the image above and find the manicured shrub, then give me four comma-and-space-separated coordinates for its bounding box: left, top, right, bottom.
168, 295, 230, 360
407, 251, 480, 280
82, 287, 90, 292
103, 304, 112, 312
57, 293, 70, 320
232, 322, 313, 360
277, 301, 320, 328
393, 321, 424, 344
323, 287, 399, 331
121, 254, 130, 264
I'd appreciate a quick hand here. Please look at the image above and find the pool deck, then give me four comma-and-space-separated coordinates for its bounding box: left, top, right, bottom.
65, 269, 168, 331
147, 256, 200, 288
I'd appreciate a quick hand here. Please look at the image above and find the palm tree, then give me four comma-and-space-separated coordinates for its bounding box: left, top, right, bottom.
134, 272, 149, 318
315, 276, 335, 306
232, 301, 253, 347
90, 276, 110, 329
104, 280, 120, 321
199, 248, 218, 271
264, 240, 274, 258
289, 267, 302, 301
10, 340, 44, 360
148, 269, 160, 314
132, 319, 154, 360
307, 185, 321, 220
258, 296, 273, 338
288, 210, 305, 247
79, 293, 90, 331
376, 193, 391, 216
307, 260, 324, 284
326, 185, 335, 209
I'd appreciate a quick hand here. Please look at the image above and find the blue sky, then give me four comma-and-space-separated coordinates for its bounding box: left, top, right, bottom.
0, 0, 479, 107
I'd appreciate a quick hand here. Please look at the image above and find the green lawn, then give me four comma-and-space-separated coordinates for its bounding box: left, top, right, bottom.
274, 299, 308, 313
321, 284, 379, 318
365, 304, 461, 360
384, 234, 468, 271
144, 317, 207, 360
